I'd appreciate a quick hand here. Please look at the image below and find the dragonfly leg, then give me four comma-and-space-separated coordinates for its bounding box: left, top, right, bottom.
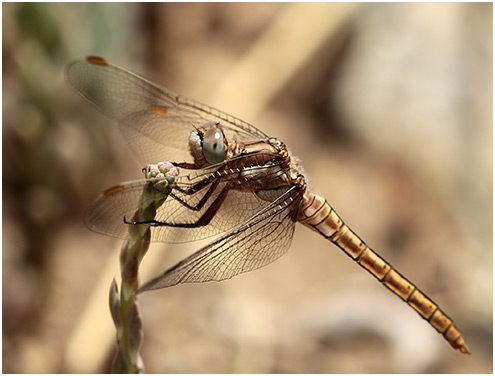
173, 162, 200, 169
168, 181, 221, 211
125, 185, 230, 228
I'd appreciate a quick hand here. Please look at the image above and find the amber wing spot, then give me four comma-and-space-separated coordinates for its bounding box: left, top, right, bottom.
104, 185, 124, 196
86, 56, 108, 66
149, 106, 168, 115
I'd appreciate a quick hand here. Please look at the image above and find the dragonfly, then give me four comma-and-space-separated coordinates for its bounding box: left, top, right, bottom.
66, 56, 469, 354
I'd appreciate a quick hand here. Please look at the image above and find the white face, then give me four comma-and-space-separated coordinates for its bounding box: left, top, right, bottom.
188, 122, 227, 166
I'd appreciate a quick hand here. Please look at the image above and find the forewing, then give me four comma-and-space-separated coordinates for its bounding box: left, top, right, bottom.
138, 185, 302, 292
85, 180, 151, 239
66, 57, 267, 164
86, 164, 292, 243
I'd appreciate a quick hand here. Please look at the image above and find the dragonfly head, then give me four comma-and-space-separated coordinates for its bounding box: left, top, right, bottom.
189, 121, 228, 167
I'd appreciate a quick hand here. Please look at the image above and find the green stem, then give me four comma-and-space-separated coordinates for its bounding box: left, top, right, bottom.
109, 162, 178, 373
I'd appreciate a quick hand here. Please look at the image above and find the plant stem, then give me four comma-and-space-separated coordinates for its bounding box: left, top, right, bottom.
109, 162, 178, 373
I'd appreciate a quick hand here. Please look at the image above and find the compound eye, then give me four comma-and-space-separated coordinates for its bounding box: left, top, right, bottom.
203, 127, 225, 164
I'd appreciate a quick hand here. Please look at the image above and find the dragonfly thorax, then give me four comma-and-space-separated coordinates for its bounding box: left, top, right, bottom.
227, 137, 306, 200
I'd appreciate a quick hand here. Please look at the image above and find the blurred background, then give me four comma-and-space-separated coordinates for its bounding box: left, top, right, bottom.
2, 2, 492, 373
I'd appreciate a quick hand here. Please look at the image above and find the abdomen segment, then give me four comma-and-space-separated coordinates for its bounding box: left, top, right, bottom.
297, 191, 470, 354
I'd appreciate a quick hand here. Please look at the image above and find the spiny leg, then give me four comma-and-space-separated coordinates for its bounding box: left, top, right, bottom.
125, 185, 231, 229
168, 181, 221, 211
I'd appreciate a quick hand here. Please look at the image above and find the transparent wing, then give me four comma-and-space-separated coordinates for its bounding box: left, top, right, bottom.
66, 57, 267, 165
138, 185, 302, 292
86, 162, 293, 243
